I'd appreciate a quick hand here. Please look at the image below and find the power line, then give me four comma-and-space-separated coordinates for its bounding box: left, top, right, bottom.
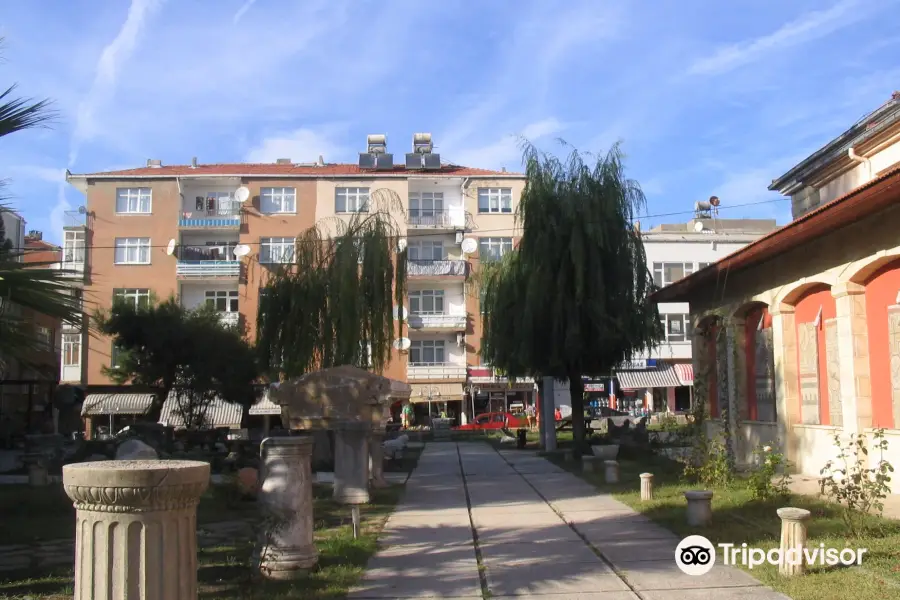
7, 196, 790, 252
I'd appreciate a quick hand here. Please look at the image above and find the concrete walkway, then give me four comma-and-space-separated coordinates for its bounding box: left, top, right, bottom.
349, 442, 792, 599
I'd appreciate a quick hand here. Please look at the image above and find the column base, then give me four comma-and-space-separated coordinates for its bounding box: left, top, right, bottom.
258, 545, 319, 580
333, 488, 370, 504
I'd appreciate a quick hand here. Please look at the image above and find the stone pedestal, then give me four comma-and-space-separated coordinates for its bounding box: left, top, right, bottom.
257, 436, 318, 580
777, 507, 812, 577
334, 423, 371, 504
604, 460, 619, 484
28, 462, 49, 486
640, 472, 654, 501
369, 431, 389, 488
582, 456, 597, 473
684, 490, 713, 526
62, 459, 209, 600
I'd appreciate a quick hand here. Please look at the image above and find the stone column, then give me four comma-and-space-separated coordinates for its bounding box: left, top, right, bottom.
369, 430, 389, 488
62, 460, 209, 600
257, 436, 317, 580
684, 490, 713, 526
771, 306, 800, 463
832, 282, 873, 434
604, 460, 619, 484
541, 376, 557, 451
640, 472, 654, 501
725, 318, 745, 465
777, 507, 811, 576
334, 422, 371, 504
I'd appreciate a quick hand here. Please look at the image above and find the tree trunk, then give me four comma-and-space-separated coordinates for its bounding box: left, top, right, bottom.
569, 372, 586, 459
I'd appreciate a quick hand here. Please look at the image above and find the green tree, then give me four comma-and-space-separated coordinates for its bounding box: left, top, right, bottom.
95, 296, 260, 426
256, 190, 407, 378
480, 142, 662, 457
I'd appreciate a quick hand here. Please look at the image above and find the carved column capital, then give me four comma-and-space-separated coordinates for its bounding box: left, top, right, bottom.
832, 281, 865, 299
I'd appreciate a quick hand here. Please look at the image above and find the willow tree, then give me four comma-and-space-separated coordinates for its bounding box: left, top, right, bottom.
481, 142, 662, 457
256, 190, 407, 378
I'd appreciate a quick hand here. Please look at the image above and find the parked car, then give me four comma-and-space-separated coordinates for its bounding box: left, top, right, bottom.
455, 411, 526, 431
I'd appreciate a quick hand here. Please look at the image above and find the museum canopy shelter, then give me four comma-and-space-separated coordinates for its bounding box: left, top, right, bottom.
653, 166, 900, 491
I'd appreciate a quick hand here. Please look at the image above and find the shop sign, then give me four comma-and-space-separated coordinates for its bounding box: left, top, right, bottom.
618, 359, 656, 370
585, 383, 605, 392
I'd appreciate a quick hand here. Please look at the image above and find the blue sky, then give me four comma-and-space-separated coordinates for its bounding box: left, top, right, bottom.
2, 0, 899, 244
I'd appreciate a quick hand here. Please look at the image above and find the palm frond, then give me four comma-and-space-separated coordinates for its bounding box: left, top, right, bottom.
0, 85, 55, 138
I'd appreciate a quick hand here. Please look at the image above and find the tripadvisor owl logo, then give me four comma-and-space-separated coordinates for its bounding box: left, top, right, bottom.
675, 535, 716, 576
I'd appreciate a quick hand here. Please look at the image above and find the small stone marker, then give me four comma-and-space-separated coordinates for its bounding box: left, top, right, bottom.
604, 460, 619, 484
63, 459, 210, 600
777, 507, 812, 577
334, 423, 371, 504
236, 466, 259, 497
640, 472, 654, 501
582, 456, 597, 473
369, 431, 389, 488
684, 490, 713, 526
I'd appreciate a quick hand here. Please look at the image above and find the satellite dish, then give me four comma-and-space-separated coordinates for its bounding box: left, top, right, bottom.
165, 239, 176, 256
392, 337, 411, 351
392, 305, 408, 320
233, 244, 252, 258
397, 238, 408, 252
460, 238, 477, 255
77, 206, 87, 214
694, 221, 704, 232
235, 187, 251, 203
709, 195, 720, 207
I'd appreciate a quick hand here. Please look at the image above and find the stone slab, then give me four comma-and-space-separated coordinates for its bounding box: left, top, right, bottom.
485, 561, 630, 596
640, 588, 792, 600
479, 540, 601, 566
348, 567, 482, 599
387, 513, 473, 528
592, 538, 679, 563
617, 563, 767, 591
491, 594, 640, 600
475, 524, 583, 545
471, 510, 560, 530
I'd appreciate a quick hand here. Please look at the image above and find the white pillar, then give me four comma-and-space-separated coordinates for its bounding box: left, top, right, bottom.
369, 430, 389, 488
63, 460, 210, 600
334, 423, 370, 504
604, 460, 619, 484
832, 282, 872, 434
640, 472, 654, 501
257, 436, 318, 579
777, 507, 811, 577
542, 377, 557, 451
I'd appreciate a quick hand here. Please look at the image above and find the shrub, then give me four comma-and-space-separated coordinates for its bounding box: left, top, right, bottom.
683, 432, 733, 489
746, 443, 791, 501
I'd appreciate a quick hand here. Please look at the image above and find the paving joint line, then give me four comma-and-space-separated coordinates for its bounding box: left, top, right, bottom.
490, 445, 650, 600
456, 443, 492, 600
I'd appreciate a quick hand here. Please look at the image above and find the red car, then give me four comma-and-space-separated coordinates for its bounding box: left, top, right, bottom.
455, 411, 526, 431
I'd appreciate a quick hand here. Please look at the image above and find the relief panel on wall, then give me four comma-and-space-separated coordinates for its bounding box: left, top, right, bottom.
716, 330, 728, 416
755, 328, 777, 422
825, 319, 842, 427
887, 307, 900, 427
797, 322, 820, 424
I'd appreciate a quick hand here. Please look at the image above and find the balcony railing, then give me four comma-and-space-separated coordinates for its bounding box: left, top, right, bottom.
407, 364, 467, 380
176, 260, 240, 278
54, 260, 85, 278
407, 313, 467, 330
218, 312, 240, 327
179, 205, 241, 228
407, 208, 468, 229
407, 259, 467, 277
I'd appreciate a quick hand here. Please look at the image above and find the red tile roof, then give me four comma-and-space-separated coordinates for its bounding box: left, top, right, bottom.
72, 163, 521, 178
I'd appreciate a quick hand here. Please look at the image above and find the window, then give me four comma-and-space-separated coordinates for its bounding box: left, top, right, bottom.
477, 188, 512, 213
194, 191, 238, 215
63, 230, 85, 264
260, 187, 296, 214
408, 241, 445, 260
260, 237, 295, 264
37, 326, 53, 350
478, 237, 513, 262
114, 238, 151, 264
409, 290, 445, 314
652, 262, 694, 287
62, 333, 81, 366
205, 290, 239, 312
113, 288, 151, 310
410, 340, 446, 365
660, 314, 692, 343
115, 188, 152, 214
409, 192, 444, 217
110, 343, 124, 369
335, 187, 369, 212
698, 262, 712, 270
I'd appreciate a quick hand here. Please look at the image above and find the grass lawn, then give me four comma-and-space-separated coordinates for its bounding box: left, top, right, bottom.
550, 452, 900, 600
0, 447, 421, 599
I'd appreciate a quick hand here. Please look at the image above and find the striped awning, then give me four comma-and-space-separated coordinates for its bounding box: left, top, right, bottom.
615, 365, 681, 389
675, 363, 694, 386
249, 390, 282, 416
159, 393, 244, 429
81, 394, 155, 416
409, 382, 465, 403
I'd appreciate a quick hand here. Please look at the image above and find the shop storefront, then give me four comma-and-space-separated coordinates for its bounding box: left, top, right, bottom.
613, 359, 682, 414
466, 367, 536, 419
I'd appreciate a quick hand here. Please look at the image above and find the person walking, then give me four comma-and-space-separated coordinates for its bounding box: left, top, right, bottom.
525, 403, 536, 431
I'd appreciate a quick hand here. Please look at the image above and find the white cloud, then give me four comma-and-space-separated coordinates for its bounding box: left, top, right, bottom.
8, 166, 67, 183
244, 127, 348, 164
69, 0, 166, 166
233, 0, 257, 24
445, 118, 565, 169
687, 0, 868, 77
49, 183, 73, 240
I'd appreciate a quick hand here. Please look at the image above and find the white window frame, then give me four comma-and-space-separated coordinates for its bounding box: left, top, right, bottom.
260, 237, 296, 264
260, 187, 296, 214
409, 192, 444, 217
409, 290, 445, 314
652, 262, 694, 287
698, 262, 712, 270
205, 290, 239, 312
478, 237, 513, 262
410, 340, 446, 365
114, 238, 151, 265
115, 188, 152, 214
660, 313, 691, 343
63, 230, 85, 264
113, 288, 151, 310
335, 187, 369, 213
62, 333, 81, 367
477, 188, 512, 213
408, 241, 445, 261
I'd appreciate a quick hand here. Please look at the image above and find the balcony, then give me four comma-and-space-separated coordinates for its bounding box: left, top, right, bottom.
179, 205, 241, 229
54, 260, 86, 280
407, 208, 470, 229
407, 259, 467, 278
218, 312, 240, 327
407, 364, 467, 380
407, 313, 467, 331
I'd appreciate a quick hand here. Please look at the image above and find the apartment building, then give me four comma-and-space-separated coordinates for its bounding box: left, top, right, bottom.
64, 133, 528, 424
